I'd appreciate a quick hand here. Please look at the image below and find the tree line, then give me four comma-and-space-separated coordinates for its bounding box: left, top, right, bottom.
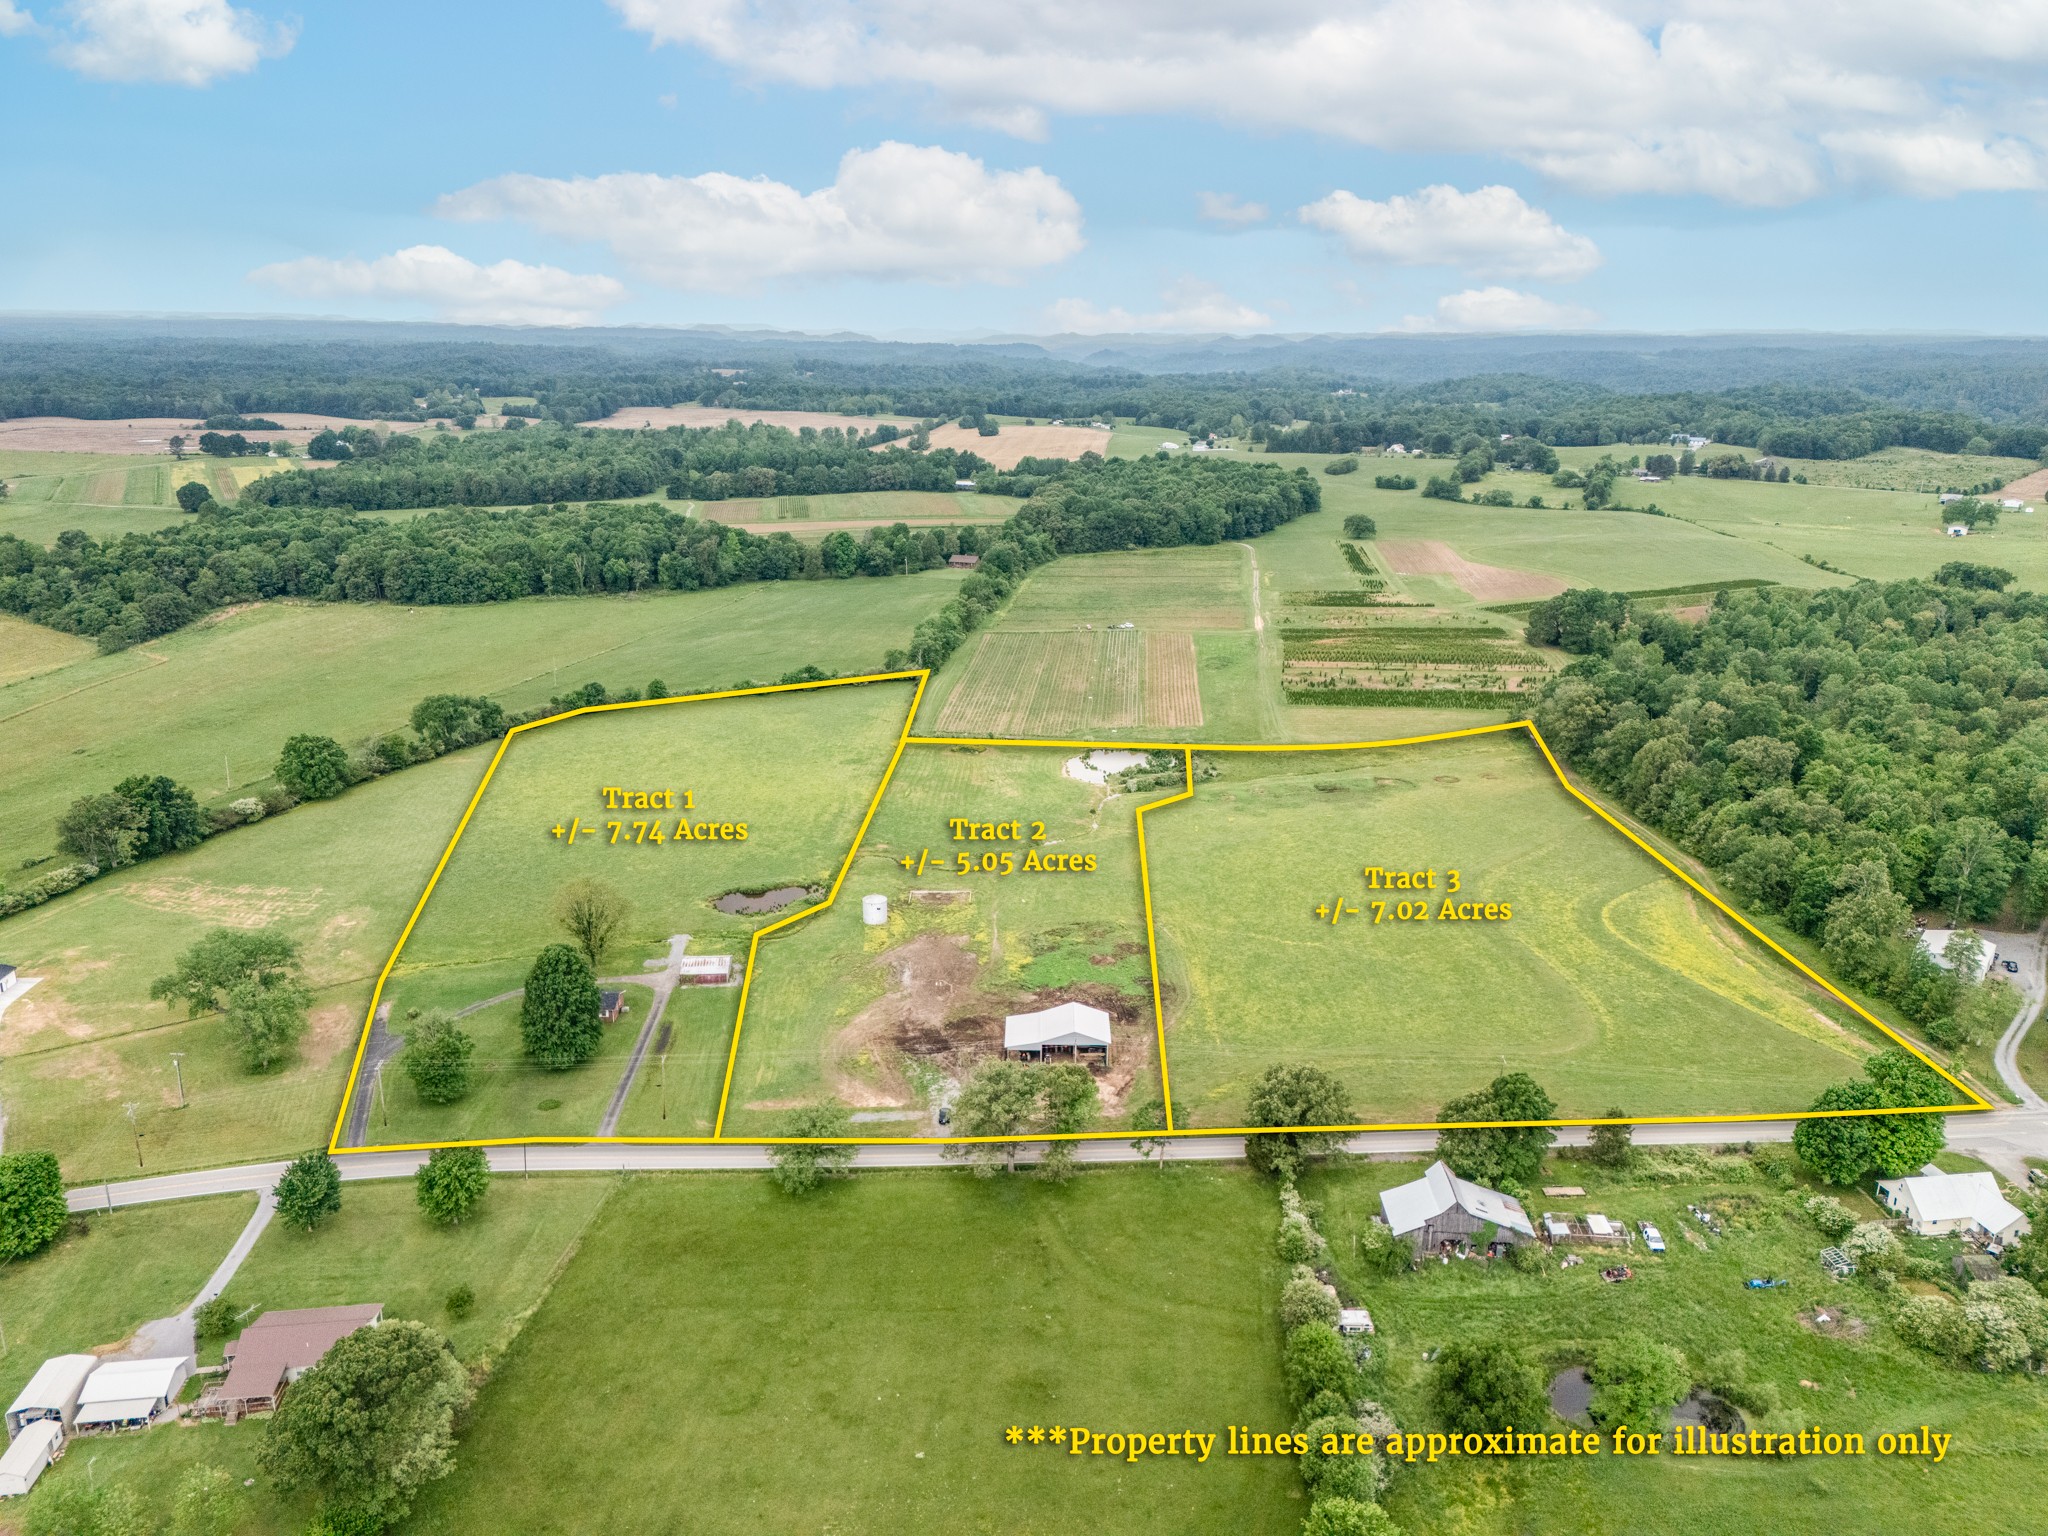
1530, 568, 2048, 1050
1, 450, 1314, 650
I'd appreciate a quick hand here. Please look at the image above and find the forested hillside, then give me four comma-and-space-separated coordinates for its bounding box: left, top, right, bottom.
1532, 568, 2048, 1046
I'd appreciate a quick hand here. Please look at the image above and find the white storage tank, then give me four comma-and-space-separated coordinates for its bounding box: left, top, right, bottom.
862, 894, 889, 926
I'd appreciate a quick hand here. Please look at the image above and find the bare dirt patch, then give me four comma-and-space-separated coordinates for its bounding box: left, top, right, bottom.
1798, 1307, 1866, 1339
918, 423, 1113, 471
822, 930, 1153, 1116
1992, 466, 2048, 503
124, 877, 323, 928
581, 405, 912, 435
1377, 539, 1567, 602
0, 415, 429, 455
304, 999, 361, 1069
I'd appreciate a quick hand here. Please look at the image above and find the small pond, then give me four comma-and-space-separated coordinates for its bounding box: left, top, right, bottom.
1548, 1368, 1592, 1426
713, 885, 818, 915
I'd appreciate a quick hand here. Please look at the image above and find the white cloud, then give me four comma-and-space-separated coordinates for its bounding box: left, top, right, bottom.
437, 142, 1083, 291
1398, 286, 1600, 332
607, 0, 2048, 203
1300, 184, 1600, 281
0, 3, 35, 37
1196, 191, 1267, 227
1046, 279, 1272, 334
248, 246, 629, 327
49, 0, 293, 85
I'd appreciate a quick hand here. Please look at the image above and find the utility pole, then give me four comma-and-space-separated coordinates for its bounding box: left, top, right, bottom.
170, 1052, 186, 1108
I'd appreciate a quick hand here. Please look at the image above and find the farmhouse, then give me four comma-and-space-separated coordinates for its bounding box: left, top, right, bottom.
0, 1419, 62, 1498
677, 955, 734, 985
73, 1356, 191, 1431
1381, 1160, 1535, 1254
6, 1355, 96, 1438
1878, 1172, 2029, 1244
1003, 1001, 1111, 1062
216, 1304, 383, 1419
599, 991, 627, 1023
1917, 928, 1996, 980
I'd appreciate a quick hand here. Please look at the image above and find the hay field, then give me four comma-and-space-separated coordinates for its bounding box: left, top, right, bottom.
0, 414, 425, 454
581, 404, 911, 434
722, 743, 1161, 1136
995, 547, 1252, 630
1145, 732, 1879, 1128
920, 421, 1113, 468
934, 629, 1201, 736
372, 681, 918, 1141
0, 571, 966, 864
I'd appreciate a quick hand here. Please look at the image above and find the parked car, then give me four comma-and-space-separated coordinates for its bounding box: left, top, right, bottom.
1639, 1221, 1666, 1253
2004, 959, 2020, 974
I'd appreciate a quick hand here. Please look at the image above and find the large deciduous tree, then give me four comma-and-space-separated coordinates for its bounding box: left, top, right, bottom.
519, 944, 603, 1069
1243, 1063, 1353, 1180
225, 975, 311, 1072
415, 1146, 490, 1226
151, 927, 303, 1016
769, 1103, 858, 1195
112, 774, 206, 859
274, 1149, 342, 1231
553, 878, 630, 972
1429, 1339, 1546, 1435
55, 791, 144, 869
1434, 1072, 1557, 1189
401, 1013, 475, 1105
0, 1150, 69, 1260
259, 1320, 469, 1528
275, 734, 353, 801
946, 1060, 1042, 1175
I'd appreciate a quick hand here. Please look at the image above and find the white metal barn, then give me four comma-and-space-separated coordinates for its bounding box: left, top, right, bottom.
1878, 1172, 2030, 1244
73, 1357, 192, 1431
0, 1418, 63, 1497
1003, 1002, 1112, 1062
5, 1355, 96, 1438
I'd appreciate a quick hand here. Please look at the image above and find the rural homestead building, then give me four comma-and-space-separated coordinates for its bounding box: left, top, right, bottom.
1878, 1172, 2030, 1244
1381, 1161, 1536, 1254
599, 991, 627, 1023
216, 1305, 382, 1418
6, 1355, 96, 1438
73, 1356, 191, 1431
1003, 1001, 1112, 1062
948, 552, 981, 568
677, 955, 735, 985
1917, 928, 1997, 980
0, 1418, 63, 1498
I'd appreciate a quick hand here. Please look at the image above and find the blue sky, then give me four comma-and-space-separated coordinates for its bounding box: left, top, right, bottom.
3, 0, 2046, 336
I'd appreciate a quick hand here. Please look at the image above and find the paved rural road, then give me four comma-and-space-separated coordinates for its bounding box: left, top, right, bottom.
596, 935, 690, 1137
1990, 930, 2048, 1110
67, 1109, 2048, 1215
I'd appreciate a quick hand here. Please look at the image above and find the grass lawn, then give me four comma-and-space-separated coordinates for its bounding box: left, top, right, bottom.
1147, 732, 1879, 1127
0, 1194, 255, 1406
723, 743, 1160, 1136
0, 751, 498, 1180
403, 1166, 1301, 1536
1305, 1151, 2048, 1535
370, 681, 919, 1140
222, 1173, 616, 1362
0, 572, 966, 865
0, 612, 95, 686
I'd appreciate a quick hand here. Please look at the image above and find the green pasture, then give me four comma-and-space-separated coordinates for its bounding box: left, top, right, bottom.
0, 1193, 256, 1406
723, 743, 1159, 1135
0, 612, 95, 686
1784, 444, 2038, 492
0, 750, 499, 1179
224, 1172, 616, 1360
0, 570, 966, 864
685, 488, 1005, 525
406, 1167, 1299, 1536
0, 449, 191, 544
1146, 732, 1878, 1127
374, 682, 917, 1139
1305, 1153, 2048, 1536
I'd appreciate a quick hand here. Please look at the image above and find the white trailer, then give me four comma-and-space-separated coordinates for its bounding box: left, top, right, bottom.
0, 1418, 63, 1497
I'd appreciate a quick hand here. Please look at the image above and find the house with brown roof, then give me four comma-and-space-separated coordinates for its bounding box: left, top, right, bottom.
215, 1305, 383, 1419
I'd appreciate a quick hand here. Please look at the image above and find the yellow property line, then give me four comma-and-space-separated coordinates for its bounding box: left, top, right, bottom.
327, 671, 928, 1156
710, 672, 929, 1136
338, 702, 1980, 1156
